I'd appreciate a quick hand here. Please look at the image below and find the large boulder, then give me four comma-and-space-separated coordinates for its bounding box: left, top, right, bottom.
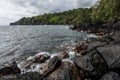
33, 53, 50, 63
87, 42, 106, 52
73, 50, 108, 80
0, 61, 21, 77
97, 44, 120, 69
19, 52, 50, 69
46, 61, 81, 80
41, 56, 62, 77
100, 72, 120, 80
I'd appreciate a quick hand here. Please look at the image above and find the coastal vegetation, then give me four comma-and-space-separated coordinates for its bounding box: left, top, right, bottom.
10, 0, 120, 25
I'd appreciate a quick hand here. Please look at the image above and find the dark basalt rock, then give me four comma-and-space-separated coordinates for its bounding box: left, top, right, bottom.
20, 53, 50, 69
73, 50, 108, 80
43, 56, 62, 77
86, 42, 106, 52
17, 72, 43, 80
71, 19, 120, 34
0, 61, 21, 77
97, 44, 120, 69
46, 61, 81, 80
100, 72, 120, 80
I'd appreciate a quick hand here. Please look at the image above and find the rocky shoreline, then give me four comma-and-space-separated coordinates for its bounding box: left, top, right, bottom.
70, 19, 120, 36
0, 25, 120, 80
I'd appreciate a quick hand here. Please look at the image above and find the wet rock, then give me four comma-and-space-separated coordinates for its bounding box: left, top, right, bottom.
42, 56, 61, 77
95, 32, 106, 36
19, 52, 50, 69
58, 51, 69, 59
100, 72, 120, 80
33, 53, 50, 63
97, 44, 120, 69
73, 50, 108, 79
73, 41, 89, 55
71, 19, 120, 34
112, 31, 120, 41
18, 72, 43, 80
1, 72, 43, 80
0, 61, 21, 77
19, 60, 33, 69
46, 61, 81, 80
87, 42, 106, 52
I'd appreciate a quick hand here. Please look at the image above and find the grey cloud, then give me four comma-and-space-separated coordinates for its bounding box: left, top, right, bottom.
76, 0, 97, 8
0, 17, 18, 25
11, 0, 98, 15
0, 0, 98, 25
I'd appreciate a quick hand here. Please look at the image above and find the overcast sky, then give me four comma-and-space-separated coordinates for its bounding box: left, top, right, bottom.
0, 0, 98, 25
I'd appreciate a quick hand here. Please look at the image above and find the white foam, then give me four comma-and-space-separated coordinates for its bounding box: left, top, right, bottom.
34, 52, 50, 57
20, 63, 45, 74
26, 56, 34, 61
62, 59, 73, 64
50, 53, 58, 58
81, 31, 84, 32
26, 52, 50, 61
17, 63, 22, 69
68, 51, 75, 59
87, 34, 98, 38
30, 64, 43, 72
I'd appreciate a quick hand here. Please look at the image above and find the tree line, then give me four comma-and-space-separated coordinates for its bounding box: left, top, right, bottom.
10, 0, 120, 25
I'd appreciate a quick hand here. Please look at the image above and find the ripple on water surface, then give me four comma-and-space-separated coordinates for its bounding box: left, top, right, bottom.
0, 25, 94, 65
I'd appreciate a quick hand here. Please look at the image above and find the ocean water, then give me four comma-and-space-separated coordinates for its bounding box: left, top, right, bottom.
0, 25, 90, 65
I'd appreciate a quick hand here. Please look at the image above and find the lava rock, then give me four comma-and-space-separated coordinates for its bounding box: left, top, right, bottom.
19, 53, 50, 69
42, 56, 61, 77
33, 53, 50, 63
0, 61, 21, 77
87, 42, 106, 52
97, 44, 120, 69
18, 72, 43, 80
73, 50, 108, 79
100, 72, 120, 80
46, 61, 81, 80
